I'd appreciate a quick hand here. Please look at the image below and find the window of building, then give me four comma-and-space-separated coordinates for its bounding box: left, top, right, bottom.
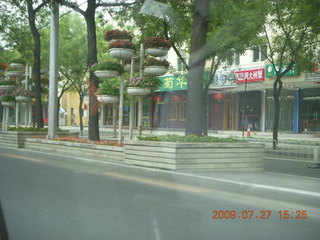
177, 52, 186, 72
233, 52, 240, 65
170, 101, 187, 121
253, 45, 267, 62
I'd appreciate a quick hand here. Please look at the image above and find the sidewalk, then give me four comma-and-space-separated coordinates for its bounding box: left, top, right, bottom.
61, 126, 320, 139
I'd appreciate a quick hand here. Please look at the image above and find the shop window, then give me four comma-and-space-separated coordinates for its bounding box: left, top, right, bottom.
170, 101, 187, 121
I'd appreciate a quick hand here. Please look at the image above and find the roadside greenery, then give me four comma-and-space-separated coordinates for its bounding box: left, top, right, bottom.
49, 137, 123, 147
138, 135, 243, 143
8, 127, 69, 132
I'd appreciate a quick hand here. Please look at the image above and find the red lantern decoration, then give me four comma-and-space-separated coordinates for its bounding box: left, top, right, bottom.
173, 95, 184, 102
213, 93, 224, 101
153, 96, 163, 102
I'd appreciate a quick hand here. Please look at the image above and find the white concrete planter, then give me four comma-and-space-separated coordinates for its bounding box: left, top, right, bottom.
145, 47, 169, 57
15, 96, 32, 102
144, 66, 168, 76
108, 48, 135, 59
94, 70, 119, 79
6, 71, 23, 77
1, 101, 15, 107
124, 141, 265, 172
9, 63, 25, 69
0, 85, 16, 91
0, 131, 79, 148
127, 87, 151, 96
25, 138, 124, 163
109, 39, 131, 43
97, 95, 119, 104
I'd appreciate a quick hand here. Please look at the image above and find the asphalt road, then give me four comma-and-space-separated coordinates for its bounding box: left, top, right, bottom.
0, 150, 319, 240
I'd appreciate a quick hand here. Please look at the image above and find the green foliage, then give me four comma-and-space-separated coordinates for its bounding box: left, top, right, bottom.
138, 134, 243, 143
91, 61, 124, 73
0, 80, 16, 86
8, 127, 47, 132
10, 58, 26, 64
264, 0, 320, 73
0, 95, 15, 102
97, 80, 120, 96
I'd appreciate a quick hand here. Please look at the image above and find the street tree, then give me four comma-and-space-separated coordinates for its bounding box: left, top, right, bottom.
54, 0, 137, 141
185, 0, 211, 136
262, 0, 320, 149
58, 13, 88, 133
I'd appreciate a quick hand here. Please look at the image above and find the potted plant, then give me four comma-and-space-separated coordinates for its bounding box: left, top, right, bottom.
0, 90, 16, 107
96, 81, 120, 104
0, 80, 16, 90
9, 59, 26, 69
108, 40, 136, 59
104, 29, 133, 42
125, 76, 162, 96
0, 62, 8, 80
0, 62, 8, 72
91, 61, 124, 79
144, 37, 171, 57
144, 57, 169, 76
12, 88, 34, 102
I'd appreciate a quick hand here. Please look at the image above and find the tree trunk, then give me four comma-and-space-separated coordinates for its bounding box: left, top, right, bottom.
272, 75, 282, 149
185, 0, 210, 136
79, 95, 84, 135
27, 0, 44, 128
202, 85, 209, 135
84, 3, 99, 141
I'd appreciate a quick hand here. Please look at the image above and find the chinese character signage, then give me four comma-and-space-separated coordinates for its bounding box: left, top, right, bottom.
157, 75, 188, 91
211, 70, 236, 86
234, 68, 265, 83
265, 64, 298, 77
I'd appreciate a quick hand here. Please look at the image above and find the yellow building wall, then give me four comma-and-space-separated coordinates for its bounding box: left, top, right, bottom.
61, 91, 89, 126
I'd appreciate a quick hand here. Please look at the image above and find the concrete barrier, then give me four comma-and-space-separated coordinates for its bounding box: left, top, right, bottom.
25, 138, 124, 163
0, 131, 79, 148
124, 141, 265, 171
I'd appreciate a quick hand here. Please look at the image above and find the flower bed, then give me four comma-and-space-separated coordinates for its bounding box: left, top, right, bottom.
124, 137, 265, 171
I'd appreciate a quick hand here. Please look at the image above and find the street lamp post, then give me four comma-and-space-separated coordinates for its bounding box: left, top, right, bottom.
47, 1, 59, 139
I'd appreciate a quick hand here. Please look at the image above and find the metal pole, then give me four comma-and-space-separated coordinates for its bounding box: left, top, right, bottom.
138, 97, 143, 137
138, 44, 145, 137
129, 57, 136, 140
47, 1, 59, 139
118, 60, 124, 144
15, 102, 19, 127
113, 104, 117, 138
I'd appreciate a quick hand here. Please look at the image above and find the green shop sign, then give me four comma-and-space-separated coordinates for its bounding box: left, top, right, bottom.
157, 74, 188, 91
265, 64, 299, 77
156, 72, 210, 92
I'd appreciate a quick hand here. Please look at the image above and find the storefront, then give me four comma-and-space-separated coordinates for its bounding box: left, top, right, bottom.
302, 88, 320, 132
152, 74, 188, 129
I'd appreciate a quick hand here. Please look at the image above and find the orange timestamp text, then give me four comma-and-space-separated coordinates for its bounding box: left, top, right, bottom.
211, 210, 308, 220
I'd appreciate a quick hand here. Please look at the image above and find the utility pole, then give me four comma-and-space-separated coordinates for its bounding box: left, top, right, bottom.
47, 1, 59, 139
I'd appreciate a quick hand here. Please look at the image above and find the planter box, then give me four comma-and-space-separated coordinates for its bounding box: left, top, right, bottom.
124, 141, 265, 172
0, 131, 79, 148
25, 138, 124, 163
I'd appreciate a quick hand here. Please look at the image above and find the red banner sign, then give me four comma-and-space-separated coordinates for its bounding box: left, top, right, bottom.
235, 68, 265, 83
